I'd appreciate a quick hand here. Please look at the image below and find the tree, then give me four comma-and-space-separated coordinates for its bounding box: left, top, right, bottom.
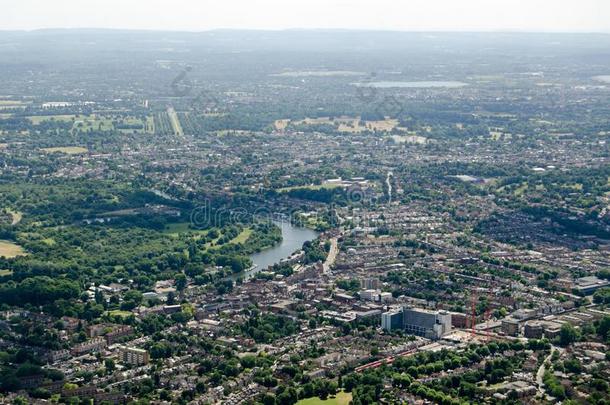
175, 273, 187, 291
262, 393, 276, 405
12, 397, 29, 405
166, 291, 176, 305
559, 323, 580, 346
597, 315, 610, 340
104, 358, 116, 373
120, 290, 143, 310
593, 288, 610, 304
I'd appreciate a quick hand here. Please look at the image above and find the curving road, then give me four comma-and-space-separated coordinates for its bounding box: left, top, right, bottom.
536, 346, 563, 400
323, 237, 339, 273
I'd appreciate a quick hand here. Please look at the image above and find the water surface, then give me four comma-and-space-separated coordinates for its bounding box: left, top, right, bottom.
240, 220, 319, 279
355, 81, 468, 88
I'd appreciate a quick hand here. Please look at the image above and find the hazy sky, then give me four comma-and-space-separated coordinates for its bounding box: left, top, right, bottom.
2, 0, 609, 32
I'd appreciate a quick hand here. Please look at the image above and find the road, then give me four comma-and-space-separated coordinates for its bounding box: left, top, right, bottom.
536, 346, 562, 400
323, 237, 339, 273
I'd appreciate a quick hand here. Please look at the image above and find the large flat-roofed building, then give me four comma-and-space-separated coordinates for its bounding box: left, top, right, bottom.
381, 309, 404, 332
524, 321, 544, 339
403, 307, 451, 340
120, 347, 150, 366
574, 276, 610, 295
381, 306, 451, 339
501, 318, 520, 336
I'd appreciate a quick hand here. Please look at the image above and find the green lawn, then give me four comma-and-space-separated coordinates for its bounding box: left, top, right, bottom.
28, 114, 76, 124
164, 222, 196, 234
107, 310, 133, 319
164, 223, 252, 247
296, 391, 352, 405
163, 222, 210, 238
230, 228, 252, 244
0, 240, 26, 258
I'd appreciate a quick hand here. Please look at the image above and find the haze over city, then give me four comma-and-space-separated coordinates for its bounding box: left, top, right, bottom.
2, 0, 610, 32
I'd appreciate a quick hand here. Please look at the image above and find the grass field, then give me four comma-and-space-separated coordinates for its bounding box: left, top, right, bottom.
164, 222, 195, 234
296, 392, 352, 405
42, 238, 56, 246
514, 183, 529, 196
73, 114, 114, 131
0, 269, 13, 276
42, 146, 88, 155
167, 107, 184, 137
28, 114, 151, 134
163, 222, 210, 238
276, 116, 399, 133
0, 240, 26, 258
164, 223, 254, 249
28, 114, 76, 124
107, 310, 133, 319
145, 116, 155, 133
229, 228, 252, 244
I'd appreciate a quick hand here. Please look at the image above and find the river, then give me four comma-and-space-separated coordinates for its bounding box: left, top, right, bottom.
239, 220, 319, 280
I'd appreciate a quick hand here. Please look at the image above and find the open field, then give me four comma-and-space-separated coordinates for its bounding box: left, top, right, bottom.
0, 240, 26, 258
28, 114, 150, 133
28, 114, 76, 124
229, 228, 252, 244
296, 392, 352, 405
42, 146, 88, 155
145, 116, 155, 133
107, 310, 133, 319
42, 238, 56, 246
163, 224, 253, 248
276, 116, 400, 133
167, 107, 184, 137
163, 222, 209, 238
73, 114, 114, 131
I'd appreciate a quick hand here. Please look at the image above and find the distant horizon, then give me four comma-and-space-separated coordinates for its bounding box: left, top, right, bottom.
2, 0, 609, 34
1, 27, 609, 35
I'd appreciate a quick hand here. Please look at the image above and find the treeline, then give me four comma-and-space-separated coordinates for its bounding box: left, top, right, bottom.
280, 187, 346, 204
523, 206, 610, 239
0, 276, 80, 306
